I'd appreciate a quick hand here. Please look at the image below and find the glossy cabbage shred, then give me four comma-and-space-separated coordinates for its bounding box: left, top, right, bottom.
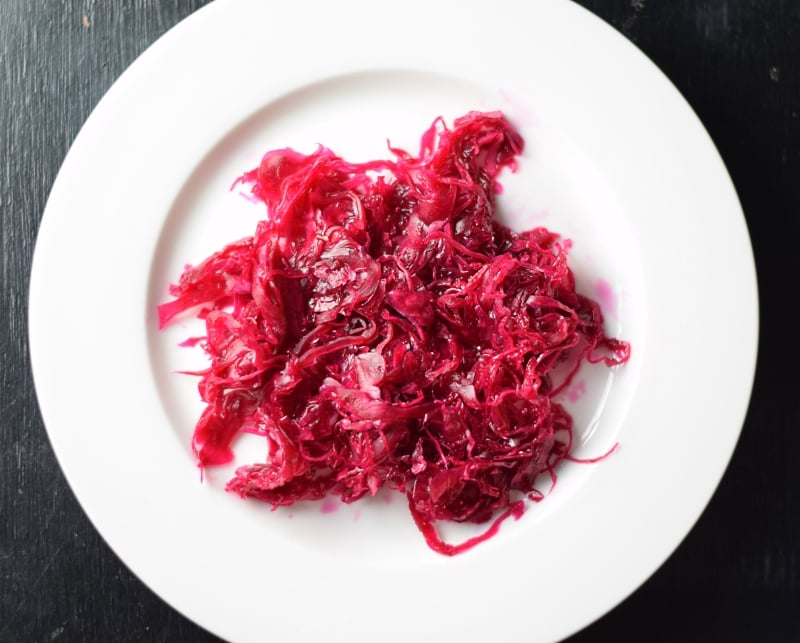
158, 111, 630, 555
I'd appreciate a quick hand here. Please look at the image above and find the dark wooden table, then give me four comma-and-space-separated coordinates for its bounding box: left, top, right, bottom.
2, 1, 798, 641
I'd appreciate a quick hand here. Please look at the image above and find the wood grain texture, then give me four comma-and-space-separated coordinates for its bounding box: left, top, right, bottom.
2, 1, 798, 641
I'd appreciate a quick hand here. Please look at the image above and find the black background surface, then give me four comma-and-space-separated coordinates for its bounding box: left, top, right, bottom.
2, 1, 798, 641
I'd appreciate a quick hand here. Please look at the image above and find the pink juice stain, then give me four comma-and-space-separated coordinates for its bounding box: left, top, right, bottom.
594, 278, 617, 318
566, 379, 587, 403
320, 498, 340, 515
498, 88, 537, 127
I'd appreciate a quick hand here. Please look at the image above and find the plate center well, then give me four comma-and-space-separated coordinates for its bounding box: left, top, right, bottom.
146, 70, 644, 562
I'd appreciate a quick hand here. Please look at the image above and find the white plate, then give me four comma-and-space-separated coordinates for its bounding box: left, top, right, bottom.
29, 1, 758, 641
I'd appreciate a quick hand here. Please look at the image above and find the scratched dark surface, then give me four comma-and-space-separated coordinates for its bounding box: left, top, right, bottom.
1, 1, 798, 641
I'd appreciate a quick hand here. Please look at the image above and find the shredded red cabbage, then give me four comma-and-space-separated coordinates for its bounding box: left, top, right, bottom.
158, 111, 630, 555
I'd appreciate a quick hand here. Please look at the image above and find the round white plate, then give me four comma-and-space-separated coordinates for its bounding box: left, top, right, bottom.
29, 1, 758, 641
